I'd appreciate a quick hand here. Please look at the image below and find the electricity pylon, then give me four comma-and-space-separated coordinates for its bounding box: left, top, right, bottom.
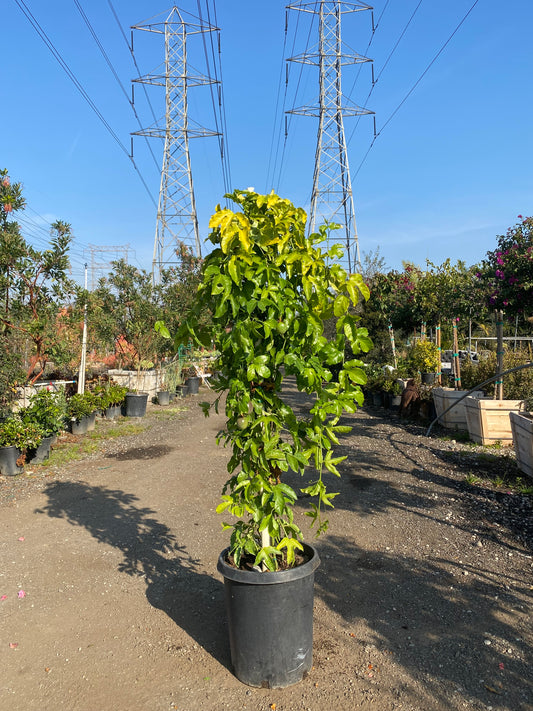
286, 1, 374, 273
132, 7, 220, 284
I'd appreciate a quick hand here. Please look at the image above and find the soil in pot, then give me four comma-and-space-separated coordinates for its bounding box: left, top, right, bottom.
217, 543, 320, 689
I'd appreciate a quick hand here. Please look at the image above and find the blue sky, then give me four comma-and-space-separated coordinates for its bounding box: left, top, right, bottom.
2, 1, 532, 284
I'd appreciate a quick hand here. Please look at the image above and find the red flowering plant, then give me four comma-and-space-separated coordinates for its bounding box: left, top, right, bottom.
480, 216, 533, 319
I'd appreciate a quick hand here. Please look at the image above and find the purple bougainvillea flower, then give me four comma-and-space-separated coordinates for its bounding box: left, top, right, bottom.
17, 590, 26, 599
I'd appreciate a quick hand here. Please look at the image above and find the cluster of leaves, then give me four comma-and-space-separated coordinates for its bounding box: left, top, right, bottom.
92, 382, 128, 409
66, 392, 95, 421
460, 348, 533, 400
479, 216, 533, 318
179, 189, 372, 570
20, 388, 67, 437
408, 339, 440, 373
0, 414, 44, 450
1, 169, 77, 383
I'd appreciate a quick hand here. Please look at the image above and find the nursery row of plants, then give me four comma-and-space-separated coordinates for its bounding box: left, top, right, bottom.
0, 168, 211, 418
1, 166, 531, 419
0, 383, 129, 474
0, 371, 205, 477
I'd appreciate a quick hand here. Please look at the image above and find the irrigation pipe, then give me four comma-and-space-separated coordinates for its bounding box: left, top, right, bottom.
425, 361, 533, 438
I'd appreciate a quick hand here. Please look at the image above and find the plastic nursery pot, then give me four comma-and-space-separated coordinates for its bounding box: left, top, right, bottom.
86, 412, 97, 432
125, 392, 148, 418
27, 436, 54, 465
176, 384, 189, 398
157, 390, 170, 406
185, 376, 200, 395
105, 405, 121, 420
69, 417, 89, 435
422, 372, 437, 385
0, 445, 23, 476
217, 543, 320, 689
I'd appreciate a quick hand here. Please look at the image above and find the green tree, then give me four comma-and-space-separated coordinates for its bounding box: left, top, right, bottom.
0, 169, 75, 382
93, 260, 167, 373
179, 189, 372, 570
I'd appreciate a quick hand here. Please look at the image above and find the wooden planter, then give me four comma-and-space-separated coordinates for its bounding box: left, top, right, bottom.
464, 396, 522, 446
432, 388, 484, 430
509, 411, 533, 478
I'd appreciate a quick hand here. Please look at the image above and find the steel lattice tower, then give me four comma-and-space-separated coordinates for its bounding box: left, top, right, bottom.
287, 1, 374, 273
132, 7, 220, 283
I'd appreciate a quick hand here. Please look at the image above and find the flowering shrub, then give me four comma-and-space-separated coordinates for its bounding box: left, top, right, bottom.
481, 216, 533, 317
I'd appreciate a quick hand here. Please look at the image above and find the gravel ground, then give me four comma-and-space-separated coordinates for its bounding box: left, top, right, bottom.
0, 382, 532, 711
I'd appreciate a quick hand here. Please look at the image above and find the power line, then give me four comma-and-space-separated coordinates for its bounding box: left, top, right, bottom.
73, 0, 161, 172
352, 0, 482, 180
347, 0, 424, 147
13, 0, 158, 210
196, 0, 232, 194
107, 0, 160, 130
274, 3, 320, 192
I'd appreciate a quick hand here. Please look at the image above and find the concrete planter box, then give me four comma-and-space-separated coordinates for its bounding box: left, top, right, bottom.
432, 387, 484, 430
509, 411, 533, 478
464, 396, 522, 446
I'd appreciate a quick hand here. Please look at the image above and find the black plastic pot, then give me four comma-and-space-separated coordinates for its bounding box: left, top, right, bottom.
217, 543, 320, 688
185, 376, 200, 395
125, 392, 148, 417
157, 390, 170, 406
86, 411, 97, 431
27, 435, 54, 464
176, 384, 189, 398
0, 445, 23, 476
105, 405, 121, 420
69, 416, 89, 435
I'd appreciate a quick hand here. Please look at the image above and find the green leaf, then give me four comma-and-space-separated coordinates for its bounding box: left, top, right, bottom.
276, 537, 304, 566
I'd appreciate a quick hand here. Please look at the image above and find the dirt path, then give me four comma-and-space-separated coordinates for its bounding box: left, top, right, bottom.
1, 383, 531, 711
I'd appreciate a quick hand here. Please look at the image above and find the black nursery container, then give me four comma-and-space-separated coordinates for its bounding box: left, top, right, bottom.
217, 543, 320, 688
125, 392, 148, 417
185, 376, 200, 395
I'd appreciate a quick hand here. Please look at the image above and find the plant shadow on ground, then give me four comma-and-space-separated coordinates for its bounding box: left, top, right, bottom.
34, 481, 230, 669
313, 535, 532, 710
282, 381, 532, 707
385, 427, 533, 554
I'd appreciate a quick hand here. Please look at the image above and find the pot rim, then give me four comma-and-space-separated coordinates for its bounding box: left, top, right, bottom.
217, 542, 320, 585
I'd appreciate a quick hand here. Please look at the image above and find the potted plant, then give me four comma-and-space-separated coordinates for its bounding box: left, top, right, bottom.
510, 396, 533, 478
20, 388, 66, 463
66, 392, 94, 435
409, 339, 440, 383
94, 382, 127, 419
0, 415, 44, 475
178, 189, 372, 688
